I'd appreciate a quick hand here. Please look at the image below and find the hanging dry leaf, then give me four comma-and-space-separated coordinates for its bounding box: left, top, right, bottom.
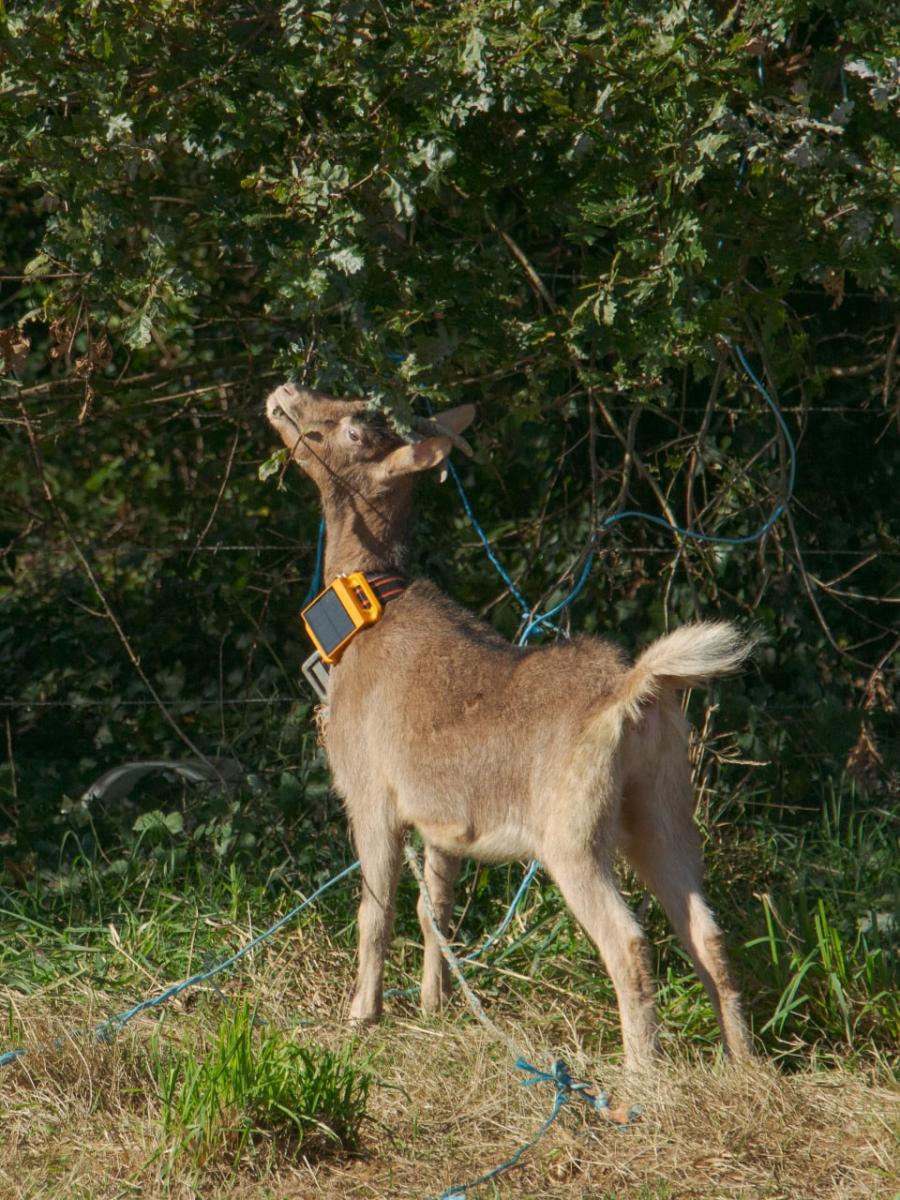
0, 327, 31, 375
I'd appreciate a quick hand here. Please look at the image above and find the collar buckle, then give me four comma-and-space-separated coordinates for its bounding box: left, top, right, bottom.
301, 649, 331, 703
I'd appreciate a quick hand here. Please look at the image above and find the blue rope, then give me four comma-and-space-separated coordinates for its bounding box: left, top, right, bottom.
437, 1073, 568, 1198
445, 342, 795, 648
410, 339, 796, 1024
408, 840, 638, 1197
446, 459, 532, 623
417, 338, 796, 1016
303, 518, 326, 605
595, 343, 796, 548
1, 851, 540, 1068
407, 844, 639, 1200
384, 859, 541, 1000
435, 1058, 635, 1198
0, 860, 361, 1070
461, 860, 541, 963
430, 346, 794, 635
517, 552, 595, 643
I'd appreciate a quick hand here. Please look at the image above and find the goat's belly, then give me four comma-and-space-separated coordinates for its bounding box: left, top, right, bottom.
415, 819, 534, 863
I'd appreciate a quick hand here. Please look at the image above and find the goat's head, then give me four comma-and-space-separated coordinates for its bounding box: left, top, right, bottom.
265, 383, 475, 499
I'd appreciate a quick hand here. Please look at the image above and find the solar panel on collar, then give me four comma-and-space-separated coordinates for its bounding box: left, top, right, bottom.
304, 587, 356, 657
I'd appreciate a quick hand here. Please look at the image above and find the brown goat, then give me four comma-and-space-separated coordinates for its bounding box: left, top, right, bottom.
266, 383, 754, 1067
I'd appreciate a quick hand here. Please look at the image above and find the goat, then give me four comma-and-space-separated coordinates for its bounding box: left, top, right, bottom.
266, 383, 754, 1068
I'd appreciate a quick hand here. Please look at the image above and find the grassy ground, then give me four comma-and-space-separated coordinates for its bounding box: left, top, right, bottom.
2, 792, 898, 1200
2, 944, 897, 1199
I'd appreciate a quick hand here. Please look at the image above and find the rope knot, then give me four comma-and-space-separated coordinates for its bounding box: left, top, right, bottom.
516, 1057, 638, 1130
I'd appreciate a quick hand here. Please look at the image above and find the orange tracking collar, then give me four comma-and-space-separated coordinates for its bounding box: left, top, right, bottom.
300, 572, 406, 666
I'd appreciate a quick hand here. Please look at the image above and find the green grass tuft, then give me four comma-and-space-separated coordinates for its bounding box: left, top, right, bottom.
153, 1004, 370, 1173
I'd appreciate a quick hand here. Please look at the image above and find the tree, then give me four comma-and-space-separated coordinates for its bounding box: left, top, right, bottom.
1, 0, 897, 835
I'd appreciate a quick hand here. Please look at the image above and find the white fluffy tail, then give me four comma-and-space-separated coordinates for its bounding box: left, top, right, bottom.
618, 622, 755, 720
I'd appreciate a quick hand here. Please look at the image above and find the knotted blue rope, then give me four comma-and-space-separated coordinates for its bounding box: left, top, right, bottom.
518, 1057, 640, 1123
436, 1057, 637, 1198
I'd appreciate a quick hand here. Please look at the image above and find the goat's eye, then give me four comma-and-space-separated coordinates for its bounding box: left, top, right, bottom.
346, 426, 361, 444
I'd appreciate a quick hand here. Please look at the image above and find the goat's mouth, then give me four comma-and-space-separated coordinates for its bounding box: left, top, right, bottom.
268, 400, 298, 433
266, 394, 310, 458
265, 391, 297, 429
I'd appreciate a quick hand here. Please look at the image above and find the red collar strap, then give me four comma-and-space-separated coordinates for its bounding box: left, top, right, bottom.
365, 572, 407, 606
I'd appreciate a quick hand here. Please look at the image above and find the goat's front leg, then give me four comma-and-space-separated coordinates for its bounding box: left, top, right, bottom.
417, 845, 460, 1012
349, 814, 403, 1023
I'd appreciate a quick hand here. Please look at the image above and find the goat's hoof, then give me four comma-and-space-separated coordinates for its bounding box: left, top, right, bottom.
348, 1008, 382, 1026
620, 1047, 662, 1077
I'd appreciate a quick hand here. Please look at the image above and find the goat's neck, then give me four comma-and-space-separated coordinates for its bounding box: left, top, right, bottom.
319, 480, 413, 580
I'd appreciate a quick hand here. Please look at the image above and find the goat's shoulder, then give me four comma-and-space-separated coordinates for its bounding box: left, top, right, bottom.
394, 578, 514, 652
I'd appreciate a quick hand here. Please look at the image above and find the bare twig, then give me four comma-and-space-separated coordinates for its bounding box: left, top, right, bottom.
685, 355, 726, 530
3, 716, 18, 816
784, 508, 878, 670
14, 354, 259, 401
809, 577, 900, 605
189, 425, 241, 563
490, 221, 558, 313
826, 355, 887, 378
586, 385, 600, 530
814, 552, 879, 590
595, 398, 684, 541
877, 322, 900, 441
882, 323, 899, 408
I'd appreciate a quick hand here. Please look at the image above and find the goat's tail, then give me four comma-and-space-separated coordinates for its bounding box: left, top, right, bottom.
617, 622, 755, 721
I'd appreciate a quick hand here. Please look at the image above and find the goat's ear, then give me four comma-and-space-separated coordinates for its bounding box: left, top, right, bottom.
377, 436, 453, 480
433, 404, 476, 436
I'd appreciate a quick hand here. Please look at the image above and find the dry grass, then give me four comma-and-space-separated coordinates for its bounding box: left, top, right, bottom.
2, 930, 897, 1200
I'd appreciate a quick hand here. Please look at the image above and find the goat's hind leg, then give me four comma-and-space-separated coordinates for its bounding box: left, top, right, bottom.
622, 781, 752, 1060
543, 830, 659, 1070
348, 808, 403, 1024
417, 845, 460, 1012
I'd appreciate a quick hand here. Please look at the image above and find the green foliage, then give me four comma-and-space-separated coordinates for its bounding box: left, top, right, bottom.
154, 1005, 371, 1170
746, 785, 898, 1057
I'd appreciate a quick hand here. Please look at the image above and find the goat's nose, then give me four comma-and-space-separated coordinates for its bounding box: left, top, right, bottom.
277, 382, 301, 403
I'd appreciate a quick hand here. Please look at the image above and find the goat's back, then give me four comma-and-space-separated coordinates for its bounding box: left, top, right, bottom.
324, 582, 634, 853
